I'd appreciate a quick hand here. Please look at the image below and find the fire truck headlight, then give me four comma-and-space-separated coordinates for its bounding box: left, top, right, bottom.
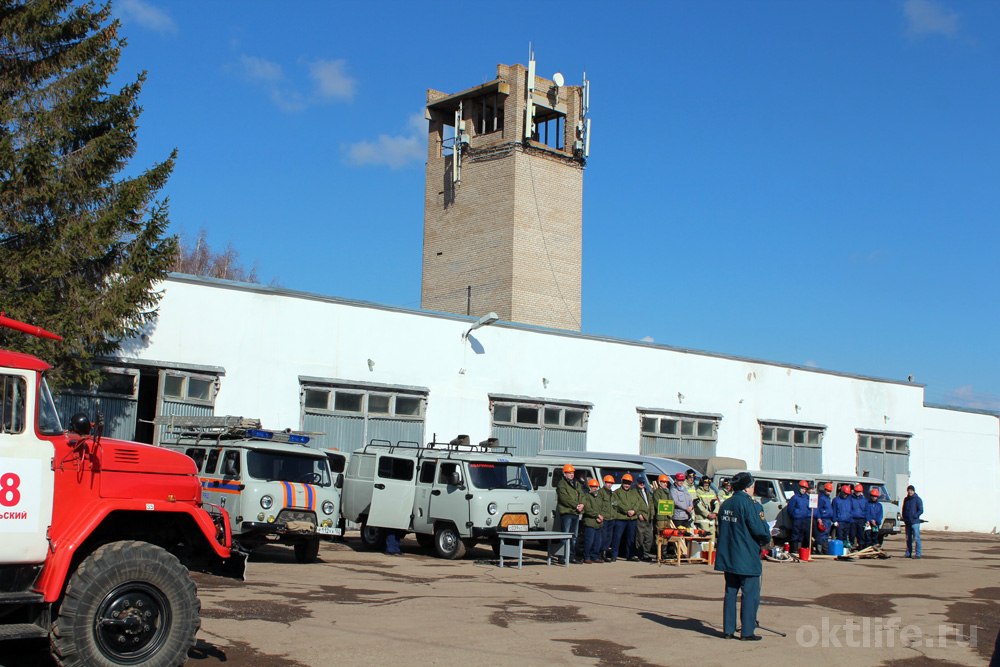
260, 495, 273, 510
531, 503, 541, 516
322, 500, 335, 515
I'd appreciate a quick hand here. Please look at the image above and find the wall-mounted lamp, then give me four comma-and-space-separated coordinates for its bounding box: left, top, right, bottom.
794, 404, 801, 414
677, 392, 685, 404
462, 311, 499, 340
883, 415, 890, 424
367, 358, 375, 372
542, 378, 549, 388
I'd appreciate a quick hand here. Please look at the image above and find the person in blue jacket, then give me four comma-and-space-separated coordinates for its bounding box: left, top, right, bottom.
901, 484, 924, 558
831, 484, 855, 547
850, 484, 868, 549
786, 480, 812, 554
814, 482, 835, 554
715, 471, 771, 641
861, 487, 884, 548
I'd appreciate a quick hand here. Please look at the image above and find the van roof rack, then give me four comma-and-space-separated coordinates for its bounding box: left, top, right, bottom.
153, 415, 314, 446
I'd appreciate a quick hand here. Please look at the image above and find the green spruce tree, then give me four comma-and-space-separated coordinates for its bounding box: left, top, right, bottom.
0, 0, 177, 388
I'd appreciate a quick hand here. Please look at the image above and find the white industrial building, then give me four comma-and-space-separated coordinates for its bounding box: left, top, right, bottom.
60, 273, 999, 535
56, 60, 999, 534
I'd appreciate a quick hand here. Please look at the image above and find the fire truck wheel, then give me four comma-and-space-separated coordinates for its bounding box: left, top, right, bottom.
294, 538, 320, 564
52, 540, 199, 667
434, 524, 467, 560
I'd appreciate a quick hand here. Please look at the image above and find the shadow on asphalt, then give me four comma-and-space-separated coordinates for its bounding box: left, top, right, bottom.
639, 611, 721, 638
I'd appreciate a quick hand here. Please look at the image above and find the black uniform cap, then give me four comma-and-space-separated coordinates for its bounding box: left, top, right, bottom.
730, 472, 754, 491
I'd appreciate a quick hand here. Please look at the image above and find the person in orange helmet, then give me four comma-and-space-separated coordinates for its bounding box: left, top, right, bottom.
598, 475, 618, 561
581, 478, 609, 563
861, 487, 884, 548
555, 463, 585, 563
814, 482, 835, 554
850, 484, 867, 549
831, 484, 855, 546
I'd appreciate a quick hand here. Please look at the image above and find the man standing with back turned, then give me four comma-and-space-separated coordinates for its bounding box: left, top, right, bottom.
715, 471, 771, 641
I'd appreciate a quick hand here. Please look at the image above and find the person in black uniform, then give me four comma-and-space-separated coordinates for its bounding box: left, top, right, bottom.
715, 471, 771, 641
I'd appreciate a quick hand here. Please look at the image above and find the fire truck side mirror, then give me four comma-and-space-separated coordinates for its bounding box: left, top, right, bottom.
69, 413, 92, 436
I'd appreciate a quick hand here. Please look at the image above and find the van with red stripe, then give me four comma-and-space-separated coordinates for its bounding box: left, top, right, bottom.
158, 416, 340, 564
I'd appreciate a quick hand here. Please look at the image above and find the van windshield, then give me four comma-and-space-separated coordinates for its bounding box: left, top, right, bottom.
247, 451, 332, 486
468, 462, 531, 490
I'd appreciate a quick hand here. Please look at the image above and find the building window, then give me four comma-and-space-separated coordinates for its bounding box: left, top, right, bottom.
162, 371, 216, 406
760, 421, 825, 473
492, 401, 588, 431
470, 93, 504, 136
638, 410, 720, 467
489, 396, 591, 456
302, 386, 425, 420
858, 433, 910, 455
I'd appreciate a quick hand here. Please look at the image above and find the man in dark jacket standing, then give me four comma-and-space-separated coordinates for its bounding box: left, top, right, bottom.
715, 471, 771, 641
555, 464, 585, 564
902, 485, 924, 558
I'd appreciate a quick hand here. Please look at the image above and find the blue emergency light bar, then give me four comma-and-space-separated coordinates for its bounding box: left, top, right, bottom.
246, 428, 311, 444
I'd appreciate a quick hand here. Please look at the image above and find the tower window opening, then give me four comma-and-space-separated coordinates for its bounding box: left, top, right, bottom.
470, 93, 504, 136
532, 110, 564, 150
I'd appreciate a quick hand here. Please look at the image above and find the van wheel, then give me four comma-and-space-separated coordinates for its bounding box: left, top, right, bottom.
434, 525, 467, 560
294, 538, 320, 564
360, 522, 384, 550
415, 533, 434, 550
51, 540, 198, 667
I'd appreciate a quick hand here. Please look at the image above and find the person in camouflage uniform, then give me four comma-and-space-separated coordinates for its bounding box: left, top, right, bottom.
582, 478, 610, 563
633, 476, 656, 561
555, 463, 585, 563
598, 475, 619, 562
612, 474, 643, 561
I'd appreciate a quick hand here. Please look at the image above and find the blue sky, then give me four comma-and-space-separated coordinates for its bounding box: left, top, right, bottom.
109, 0, 999, 411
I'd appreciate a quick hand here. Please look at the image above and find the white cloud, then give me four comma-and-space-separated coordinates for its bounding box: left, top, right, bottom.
239, 55, 284, 83
941, 385, 1000, 411
119, 0, 177, 34
640, 336, 655, 343
804, 360, 819, 368
407, 113, 427, 134
310, 59, 356, 101
903, 0, 959, 38
347, 134, 424, 169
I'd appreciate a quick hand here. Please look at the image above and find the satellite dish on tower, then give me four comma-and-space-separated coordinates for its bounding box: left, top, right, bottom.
552, 72, 565, 87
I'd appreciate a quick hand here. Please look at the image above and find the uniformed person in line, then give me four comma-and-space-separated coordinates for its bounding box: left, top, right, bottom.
683, 469, 698, 497
670, 472, 695, 528
831, 484, 855, 546
715, 471, 771, 641
693, 475, 720, 535
850, 483, 867, 549
814, 482, 835, 554
598, 475, 619, 562
862, 487, 884, 548
653, 474, 674, 534
555, 463, 585, 564
717, 477, 734, 503
633, 476, 656, 561
787, 480, 812, 554
581, 478, 609, 564
612, 474, 643, 561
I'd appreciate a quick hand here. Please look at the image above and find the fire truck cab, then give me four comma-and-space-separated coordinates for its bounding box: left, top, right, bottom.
0, 314, 243, 667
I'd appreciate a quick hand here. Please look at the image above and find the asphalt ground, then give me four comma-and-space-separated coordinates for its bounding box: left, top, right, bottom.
2, 530, 997, 666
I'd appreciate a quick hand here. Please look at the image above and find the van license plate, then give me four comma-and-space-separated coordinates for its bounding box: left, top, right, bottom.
506, 524, 528, 532
316, 526, 336, 535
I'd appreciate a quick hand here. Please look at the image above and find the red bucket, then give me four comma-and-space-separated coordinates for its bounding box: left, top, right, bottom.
798, 547, 811, 561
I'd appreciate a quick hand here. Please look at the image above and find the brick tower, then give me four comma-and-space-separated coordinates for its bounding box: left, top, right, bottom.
420, 60, 589, 331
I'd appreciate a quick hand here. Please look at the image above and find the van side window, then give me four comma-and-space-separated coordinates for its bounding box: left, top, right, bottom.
575, 470, 592, 487
754, 481, 776, 500
205, 448, 220, 474
418, 460, 436, 484
377, 456, 414, 481
184, 447, 206, 471
222, 451, 240, 478
526, 466, 548, 490
438, 462, 459, 484
327, 454, 346, 474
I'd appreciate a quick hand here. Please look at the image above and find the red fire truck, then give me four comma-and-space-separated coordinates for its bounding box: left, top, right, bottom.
0, 313, 245, 666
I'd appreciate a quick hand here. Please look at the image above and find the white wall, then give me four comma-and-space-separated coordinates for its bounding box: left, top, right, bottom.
122, 276, 999, 533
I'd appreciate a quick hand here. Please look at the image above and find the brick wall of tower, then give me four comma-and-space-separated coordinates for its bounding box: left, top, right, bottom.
421, 63, 584, 330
